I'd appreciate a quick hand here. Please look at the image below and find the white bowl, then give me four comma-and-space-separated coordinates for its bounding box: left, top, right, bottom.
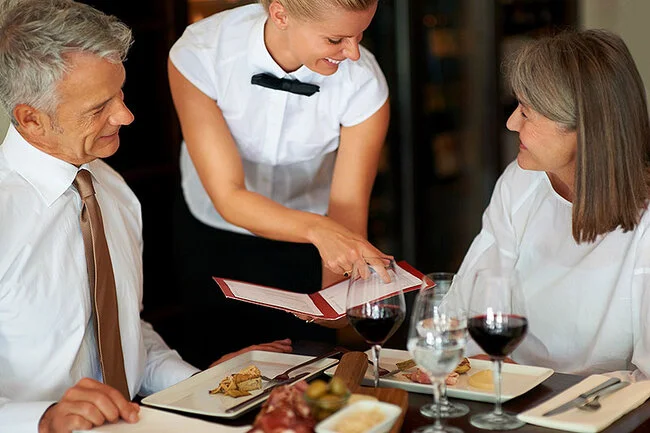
314, 400, 402, 433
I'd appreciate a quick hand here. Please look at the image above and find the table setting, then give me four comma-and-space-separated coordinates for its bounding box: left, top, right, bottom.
78, 263, 650, 433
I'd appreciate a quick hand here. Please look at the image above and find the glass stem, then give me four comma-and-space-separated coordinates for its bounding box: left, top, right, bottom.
371, 344, 381, 388
439, 381, 449, 412
432, 379, 444, 430
492, 358, 503, 416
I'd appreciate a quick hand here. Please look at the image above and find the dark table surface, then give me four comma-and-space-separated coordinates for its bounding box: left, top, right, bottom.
168, 341, 650, 432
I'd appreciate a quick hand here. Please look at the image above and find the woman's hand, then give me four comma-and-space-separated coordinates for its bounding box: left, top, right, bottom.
208, 338, 293, 368
308, 217, 392, 278
469, 353, 517, 364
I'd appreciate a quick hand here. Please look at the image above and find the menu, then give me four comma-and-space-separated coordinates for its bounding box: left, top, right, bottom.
213, 261, 423, 320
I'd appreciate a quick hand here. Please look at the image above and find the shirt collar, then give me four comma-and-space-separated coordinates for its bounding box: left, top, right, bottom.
247, 14, 323, 85
2, 124, 99, 207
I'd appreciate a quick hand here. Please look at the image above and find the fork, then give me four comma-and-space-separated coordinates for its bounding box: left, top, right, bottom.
261, 349, 341, 384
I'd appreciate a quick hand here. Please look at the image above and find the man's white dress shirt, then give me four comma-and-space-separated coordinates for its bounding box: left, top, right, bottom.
169, 3, 389, 234
0, 125, 199, 433
449, 160, 650, 380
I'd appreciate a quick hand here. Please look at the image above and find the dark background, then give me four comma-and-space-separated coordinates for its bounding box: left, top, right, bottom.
77, 0, 577, 353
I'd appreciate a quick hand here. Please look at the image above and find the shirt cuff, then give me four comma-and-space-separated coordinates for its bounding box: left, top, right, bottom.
0, 400, 56, 433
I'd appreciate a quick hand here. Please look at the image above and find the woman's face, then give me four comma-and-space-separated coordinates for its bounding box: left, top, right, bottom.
282, 3, 377, 75
506, 102, 577, 177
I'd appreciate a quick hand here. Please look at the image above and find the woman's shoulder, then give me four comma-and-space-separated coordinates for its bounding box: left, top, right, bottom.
335, 45, 385, 85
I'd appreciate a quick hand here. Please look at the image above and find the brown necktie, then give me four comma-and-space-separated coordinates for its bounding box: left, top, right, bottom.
74, 169, 130, 399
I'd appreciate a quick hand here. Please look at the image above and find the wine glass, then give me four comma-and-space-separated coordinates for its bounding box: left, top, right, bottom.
346, 258, 406, 388
467, 268, 528, 430
419, 273, 470, 419
407, 275, 467, 433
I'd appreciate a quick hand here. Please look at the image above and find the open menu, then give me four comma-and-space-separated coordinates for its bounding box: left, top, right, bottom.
213, 261, 423, 320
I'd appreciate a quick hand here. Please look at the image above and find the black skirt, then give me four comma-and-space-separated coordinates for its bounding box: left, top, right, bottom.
171, 187, 336, 369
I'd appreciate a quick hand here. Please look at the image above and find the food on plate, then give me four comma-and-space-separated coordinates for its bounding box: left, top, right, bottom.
468, 369, 494, 390
304, 376, 351, 421
248, 382, 315, 433
331, 406, 386, 433
209, 364, 262, 397
347, 393, 379, 405
403, 357, 471, 385
395, 358, 416, 371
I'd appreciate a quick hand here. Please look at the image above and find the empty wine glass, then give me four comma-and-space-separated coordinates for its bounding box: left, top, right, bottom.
419, 273, 470, 419
467, 268, 528, 430
346, 258, 406, 387
408, 276, 467, 433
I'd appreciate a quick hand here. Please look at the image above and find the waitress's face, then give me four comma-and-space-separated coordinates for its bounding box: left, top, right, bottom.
507, 102, 577, 175
284, 3, 377, 75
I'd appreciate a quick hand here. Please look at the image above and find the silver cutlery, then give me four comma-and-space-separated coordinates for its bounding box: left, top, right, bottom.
577, 381, 630, 412
543, 377, 622, 416
260, 349, 341, 384
224, 371, 310, 413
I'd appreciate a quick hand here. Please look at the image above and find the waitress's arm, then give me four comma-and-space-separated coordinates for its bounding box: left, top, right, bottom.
321, 99, 391, 288
168, 60, 388, 273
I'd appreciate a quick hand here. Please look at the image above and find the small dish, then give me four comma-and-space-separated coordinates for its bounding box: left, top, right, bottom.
315, 400, 401, 433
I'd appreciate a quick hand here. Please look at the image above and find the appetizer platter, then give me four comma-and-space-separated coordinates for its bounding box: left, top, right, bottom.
141, 351, 338, 419
324, 348, 554, 403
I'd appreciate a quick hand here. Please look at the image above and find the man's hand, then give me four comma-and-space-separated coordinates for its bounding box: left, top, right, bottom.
38, 378, 139, 433
293, 312, 349, 329
209, 338, 293, 368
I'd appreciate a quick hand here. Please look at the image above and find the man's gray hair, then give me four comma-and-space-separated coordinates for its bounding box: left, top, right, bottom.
0, 0, 133, 125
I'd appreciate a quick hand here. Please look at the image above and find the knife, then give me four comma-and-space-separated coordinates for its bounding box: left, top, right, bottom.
224, 371, 309, 413
543, 377, 621, 417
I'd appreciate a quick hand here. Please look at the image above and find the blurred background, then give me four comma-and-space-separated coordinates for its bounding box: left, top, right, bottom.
2, 0, 649, 349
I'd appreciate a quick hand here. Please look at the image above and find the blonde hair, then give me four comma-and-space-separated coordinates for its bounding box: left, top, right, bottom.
259, 0, 376, 21
507, 29, 650, 243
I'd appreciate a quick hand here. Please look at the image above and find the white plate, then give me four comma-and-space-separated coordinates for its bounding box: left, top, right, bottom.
324, 348, 554, 403
142, 351, 339, 419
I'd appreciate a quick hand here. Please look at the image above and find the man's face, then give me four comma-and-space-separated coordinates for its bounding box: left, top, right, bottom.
42, 52, 134, 165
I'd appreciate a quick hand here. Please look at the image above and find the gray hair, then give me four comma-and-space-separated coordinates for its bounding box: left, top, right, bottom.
506, 29, 650, 243
0, 0, 133, 125
259, 0, 376, 21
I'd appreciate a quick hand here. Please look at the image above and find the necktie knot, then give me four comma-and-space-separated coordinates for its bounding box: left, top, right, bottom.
74, 169, 95, 199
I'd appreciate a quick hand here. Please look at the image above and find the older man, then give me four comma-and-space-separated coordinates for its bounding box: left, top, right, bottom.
0, 1, 291, 432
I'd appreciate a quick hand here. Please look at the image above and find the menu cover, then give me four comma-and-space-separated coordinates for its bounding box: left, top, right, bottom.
213, 261, 423, 320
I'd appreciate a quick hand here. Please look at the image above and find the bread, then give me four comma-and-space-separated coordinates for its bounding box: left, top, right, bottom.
209, 364, 262, 397
237, 377, 262, 392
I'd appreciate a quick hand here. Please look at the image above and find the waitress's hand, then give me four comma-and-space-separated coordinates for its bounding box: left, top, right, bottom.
308, 217, 392, 279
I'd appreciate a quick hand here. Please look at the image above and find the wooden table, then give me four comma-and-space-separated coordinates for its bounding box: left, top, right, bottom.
402, 372, 650, 432
190, 341, 650, 432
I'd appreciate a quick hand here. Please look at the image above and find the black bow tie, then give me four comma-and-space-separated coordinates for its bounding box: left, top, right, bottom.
251, 73, 319, 96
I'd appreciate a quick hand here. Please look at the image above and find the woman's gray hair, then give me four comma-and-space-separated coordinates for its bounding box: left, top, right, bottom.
0, 0, 133, 125
506, 29, 650, 243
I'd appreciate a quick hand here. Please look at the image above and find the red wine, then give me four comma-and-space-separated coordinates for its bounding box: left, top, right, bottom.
347, 304, 405, 345
468, 314, 528, 358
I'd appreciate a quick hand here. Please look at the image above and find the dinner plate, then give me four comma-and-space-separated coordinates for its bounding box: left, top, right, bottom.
141, 350, 339, 419
323, 348, 554, 403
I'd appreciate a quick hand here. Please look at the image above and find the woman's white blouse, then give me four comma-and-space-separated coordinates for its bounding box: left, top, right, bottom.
451, 160, 650, 380
169, 4, 389, 234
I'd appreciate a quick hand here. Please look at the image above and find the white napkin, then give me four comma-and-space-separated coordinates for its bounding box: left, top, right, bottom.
73, 406, 252, 433
517, 374, 650, 433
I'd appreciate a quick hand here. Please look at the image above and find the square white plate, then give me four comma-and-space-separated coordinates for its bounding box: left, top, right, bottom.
324, 348, 554, 403
142, 351, 339, 419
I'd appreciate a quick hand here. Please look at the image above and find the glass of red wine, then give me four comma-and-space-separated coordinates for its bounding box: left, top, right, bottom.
346, 258, 406, 387
467, 268, 528, 430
